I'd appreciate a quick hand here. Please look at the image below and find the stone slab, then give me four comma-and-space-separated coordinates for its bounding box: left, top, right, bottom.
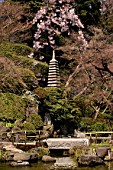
43, 138, 89, 149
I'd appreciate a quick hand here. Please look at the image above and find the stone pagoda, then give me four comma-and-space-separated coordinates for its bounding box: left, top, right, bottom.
47, 50, 60, 87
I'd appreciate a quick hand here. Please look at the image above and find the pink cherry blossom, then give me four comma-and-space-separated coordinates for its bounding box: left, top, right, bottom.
33, 0, 88, 51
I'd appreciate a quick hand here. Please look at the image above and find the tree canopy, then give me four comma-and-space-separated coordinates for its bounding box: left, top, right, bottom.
76, 0, 101, 25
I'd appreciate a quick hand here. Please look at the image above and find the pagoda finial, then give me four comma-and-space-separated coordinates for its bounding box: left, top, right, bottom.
52, 50, 56, 61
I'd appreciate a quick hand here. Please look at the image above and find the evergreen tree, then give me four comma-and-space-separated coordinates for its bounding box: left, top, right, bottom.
76, 0, 101, 25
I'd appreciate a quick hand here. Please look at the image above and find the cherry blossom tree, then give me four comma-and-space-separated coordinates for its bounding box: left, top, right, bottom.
32, 0, 88, 59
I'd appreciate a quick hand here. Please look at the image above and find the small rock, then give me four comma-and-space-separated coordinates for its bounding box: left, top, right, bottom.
10, 161, 29, 167
51, 157, 77, 170
104, 151, 113, 161
7, 153, 14, 161
53, 162, 76, 170
42, 155, 56, 163
51, 163, 76, 170
17, 160, 23, 163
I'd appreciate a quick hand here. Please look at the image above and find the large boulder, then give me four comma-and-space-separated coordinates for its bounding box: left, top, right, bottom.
95, 147, 111, 159
42, 155, 56, 163
78, 154, 104, 167
0, 127, 11, 141
13, 153, 38, 162
3, 143, 23, 153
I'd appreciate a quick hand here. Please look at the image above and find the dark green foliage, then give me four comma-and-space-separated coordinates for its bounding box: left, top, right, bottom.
49, 98, 82, 131
0, 150, 10, 162
80, 118, 107, 132
41, 88, 111, 132
74, 96, 94, 117
0, 42, 48, 73
22, 121, 35, 131
28, 1, 43, 13
0, 42, 48, 91
29, 113, 43, 129
45, 87, 62, 103
18, 68, 37, 89
0, 93, 26, 122
101, 14, 113, 34
34, 87, 48, 99
9, 0, 42, 13
32, 60, 48, 76
92, 122, 107, 131
41, 87, 82, 133
0, 42, 33, 57
55, 35, 65, 46
76, 0, 101, 25
0, 56, 36, 93
0, 56, 26, 93
37, 147, 49, 158
0, 75, 25, 94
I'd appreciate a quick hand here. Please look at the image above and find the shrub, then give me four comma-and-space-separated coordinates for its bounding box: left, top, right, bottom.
17, 67, 37, 89
22, 121, 35, 131
34, 87, 48, 99
37, 147, 49, 159
0, 42, 33, 57
29, 113, 43, 130
92, 122, 107, 131
0, 93, 26, 122
0, 56, 26, 94
80, 118, 108, 132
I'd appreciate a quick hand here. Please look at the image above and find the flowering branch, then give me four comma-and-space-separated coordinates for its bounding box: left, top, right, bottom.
33, 0, 88, 57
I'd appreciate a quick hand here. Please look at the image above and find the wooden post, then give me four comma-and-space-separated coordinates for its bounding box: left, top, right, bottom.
89, 133, 93, 145
24, 130, 27, 145
111, 132, 113, 140
95, 132, 97, 144
38, 130, 41, 146
36, 130, 41, 147
11, 130, 14, 145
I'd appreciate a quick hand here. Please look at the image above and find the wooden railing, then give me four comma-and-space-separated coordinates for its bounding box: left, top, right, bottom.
85, 131, 113, 144
0, 130, 113, 145
0, 130, 44, 145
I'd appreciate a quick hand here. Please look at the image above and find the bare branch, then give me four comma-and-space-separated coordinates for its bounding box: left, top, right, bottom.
65, 63, 82, 89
